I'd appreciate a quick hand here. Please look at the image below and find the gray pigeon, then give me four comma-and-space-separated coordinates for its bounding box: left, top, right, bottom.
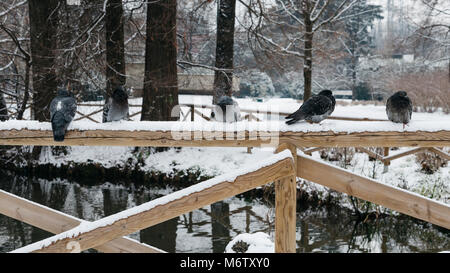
285, 90, 336, 125
50, 89, 77, 142
211, 96, 241, 123
386, 91, 412, 128
103, 86, 130, 123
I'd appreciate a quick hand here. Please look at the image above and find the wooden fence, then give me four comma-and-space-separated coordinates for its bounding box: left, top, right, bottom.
0, 122, 449, 253
69, 103, 449, 163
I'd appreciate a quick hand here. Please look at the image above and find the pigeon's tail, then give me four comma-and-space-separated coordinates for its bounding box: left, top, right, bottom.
285, 118, 299, 125
285, 111, 305, 125
52, 112, 67, 142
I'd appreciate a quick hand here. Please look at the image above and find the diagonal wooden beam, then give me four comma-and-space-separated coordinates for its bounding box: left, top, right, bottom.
193, 109, 211, 121
74, 109, 102, 123
12, 152, 295, 253
0, 190, 164, 253
383, 147, 425, 162
297, 155, 450, 230
356, 147, 384, 161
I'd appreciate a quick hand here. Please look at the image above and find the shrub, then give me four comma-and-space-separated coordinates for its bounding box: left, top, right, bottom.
415, 151, 448, 174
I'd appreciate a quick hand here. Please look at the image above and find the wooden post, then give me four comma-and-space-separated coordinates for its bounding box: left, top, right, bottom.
383, 147, 390, 173
190, 105, 195, 122
274, 143, 297, 253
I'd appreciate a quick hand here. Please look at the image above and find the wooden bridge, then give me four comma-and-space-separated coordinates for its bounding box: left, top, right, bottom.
0, 120, 449, 253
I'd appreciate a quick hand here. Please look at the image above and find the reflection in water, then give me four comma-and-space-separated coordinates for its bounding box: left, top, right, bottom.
211, 202, 231, 253
0, 173, 448, 253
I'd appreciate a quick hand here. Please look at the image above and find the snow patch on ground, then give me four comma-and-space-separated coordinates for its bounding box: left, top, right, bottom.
225, 232, 274, 253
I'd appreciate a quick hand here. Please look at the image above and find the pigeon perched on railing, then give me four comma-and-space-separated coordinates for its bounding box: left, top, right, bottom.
285, 90, 336, 125
386, 91, 412, 129
50, 89, 77, 142
103, 86, 130, 123
211, 96, 241, 123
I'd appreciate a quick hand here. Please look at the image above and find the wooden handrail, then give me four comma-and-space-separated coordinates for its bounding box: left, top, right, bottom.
12, 152, 295, 253
0, 123, 449, 147
0, 190, 164, 253
297, 154, 450, 230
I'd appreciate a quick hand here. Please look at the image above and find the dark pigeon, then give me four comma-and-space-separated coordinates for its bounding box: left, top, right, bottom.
211, 96, 241, 123
285, 90, 336, 125
103, 86, 130, 123
386, 91, 412, 128
50, 89, 77, 142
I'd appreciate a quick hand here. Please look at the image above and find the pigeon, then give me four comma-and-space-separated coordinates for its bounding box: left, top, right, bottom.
386, 91, 412, 129
50, 89, 77, 142
211, 96, 241, 123
285, 90, 336, 125
103, 86, 130, 123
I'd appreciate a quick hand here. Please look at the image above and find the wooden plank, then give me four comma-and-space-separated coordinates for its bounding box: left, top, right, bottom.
0, 128, 449, 148
357, 147, 384, 161
0, 190, 163, 253
383, 147, 425, 162
20, 157, 295, 253
297, 155, 450, 230
303, 147, 324, 155
74, 109, 103, 123
193, 109, 211, 121
275, 143, 297, 253
128, 111, 142, 119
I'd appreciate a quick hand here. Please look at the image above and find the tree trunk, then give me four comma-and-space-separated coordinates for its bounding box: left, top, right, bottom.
213, 0, 236, 104
106, 0, 126, 97
28, 0, 59, 122
351, 42, 358, 101
141, 0, 179, 121
303, 16, 313, 101
0, 92, 7, 121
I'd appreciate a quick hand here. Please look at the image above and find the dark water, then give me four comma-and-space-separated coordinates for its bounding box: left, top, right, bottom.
0, 173, 449, 253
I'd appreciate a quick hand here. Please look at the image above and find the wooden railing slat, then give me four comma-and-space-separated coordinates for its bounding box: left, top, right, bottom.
0, 190, 163, 253
0, 128, 449, 147
297, 155, 450, 230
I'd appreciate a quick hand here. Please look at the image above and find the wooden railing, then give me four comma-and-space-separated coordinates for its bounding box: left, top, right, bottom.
303, 146, 450, 166
8, 150, 296, 253
71, 103, 449, 163
0, 122, 449, 253
0, 190, 164, 253
4, 99, 448, 164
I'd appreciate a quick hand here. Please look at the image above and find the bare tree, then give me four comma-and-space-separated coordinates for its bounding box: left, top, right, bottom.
243, 0, 358, 100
